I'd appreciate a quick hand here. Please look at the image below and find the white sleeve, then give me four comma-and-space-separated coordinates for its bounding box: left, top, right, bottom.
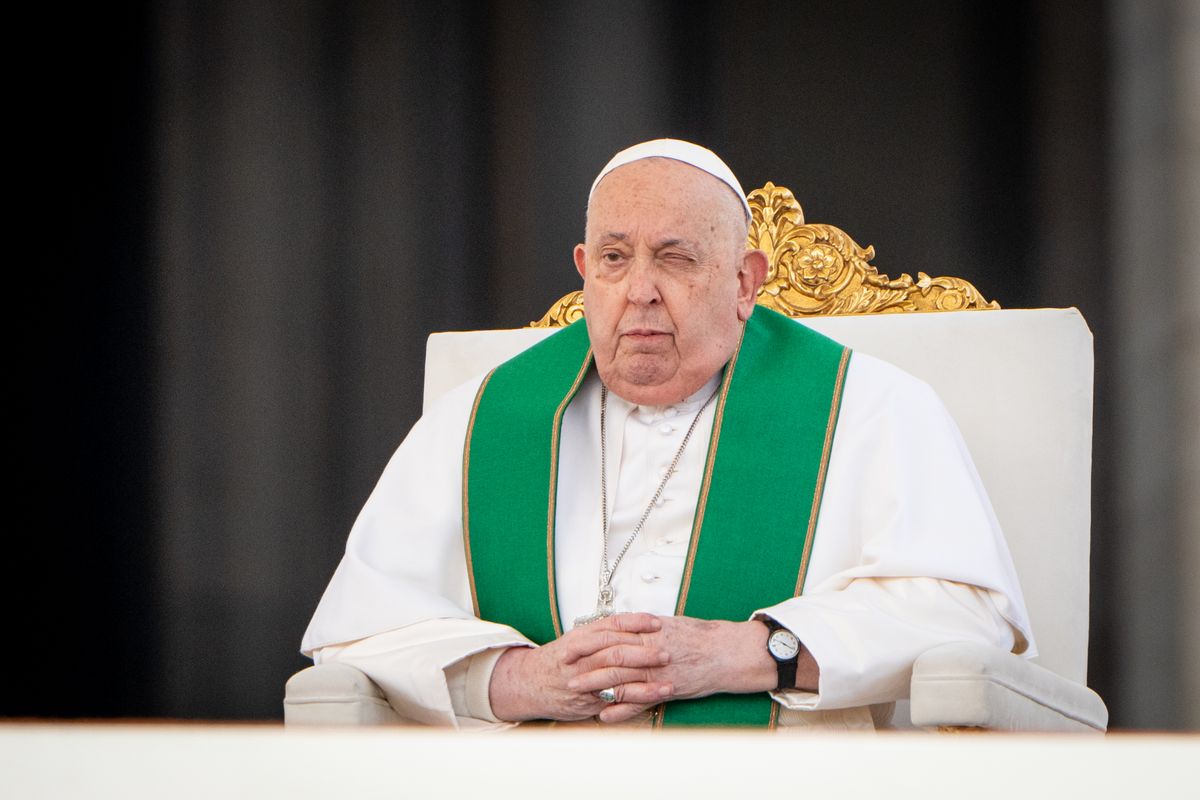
760, 577, 1015, 709
758, 353, 1035, 710
301, 374, 489, 655
313, 619, 534, 728
301, 373, 541, 727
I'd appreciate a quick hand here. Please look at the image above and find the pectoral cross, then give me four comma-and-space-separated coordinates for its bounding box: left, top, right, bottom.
573, 583, 614, 627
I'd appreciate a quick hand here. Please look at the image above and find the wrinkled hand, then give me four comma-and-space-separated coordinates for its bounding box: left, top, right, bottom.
488, 613, 674, 722
641, 616, 779, 699
562, 616, 780, 723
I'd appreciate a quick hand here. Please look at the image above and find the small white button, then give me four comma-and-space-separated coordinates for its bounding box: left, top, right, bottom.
659, 423, 674, 434
641, 573, 660, 583
656, 536, 674, 546
664, 407, 679, 418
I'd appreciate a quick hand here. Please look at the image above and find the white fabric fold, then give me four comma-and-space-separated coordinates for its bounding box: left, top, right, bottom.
314, 620, 532, 728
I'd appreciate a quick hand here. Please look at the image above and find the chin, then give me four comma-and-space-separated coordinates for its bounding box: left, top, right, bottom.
615, 359, 674, 388
609, 375, 685, 406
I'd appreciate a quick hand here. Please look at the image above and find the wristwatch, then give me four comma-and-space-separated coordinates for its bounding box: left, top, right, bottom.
762, 618, 801, 691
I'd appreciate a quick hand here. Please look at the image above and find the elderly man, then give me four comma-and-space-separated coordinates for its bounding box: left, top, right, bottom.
302, 140, 1033, 729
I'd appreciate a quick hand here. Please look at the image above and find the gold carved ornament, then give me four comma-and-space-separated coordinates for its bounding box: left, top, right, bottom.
531, 182, 998, 327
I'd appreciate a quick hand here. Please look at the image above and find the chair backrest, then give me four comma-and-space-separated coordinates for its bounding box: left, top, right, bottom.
421, 185, 1094, 685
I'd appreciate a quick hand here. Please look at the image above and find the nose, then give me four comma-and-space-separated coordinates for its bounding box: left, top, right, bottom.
625, 256, 662, 306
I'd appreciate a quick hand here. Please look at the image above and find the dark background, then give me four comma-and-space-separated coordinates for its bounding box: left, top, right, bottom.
12, 1, 1197, 729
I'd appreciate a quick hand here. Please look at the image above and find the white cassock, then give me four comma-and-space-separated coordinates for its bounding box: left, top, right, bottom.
301, 347, 1035, 729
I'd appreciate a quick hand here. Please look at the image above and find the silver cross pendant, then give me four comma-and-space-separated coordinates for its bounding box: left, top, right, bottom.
573, 585, 614, 627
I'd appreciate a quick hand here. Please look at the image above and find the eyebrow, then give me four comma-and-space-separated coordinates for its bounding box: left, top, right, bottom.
655, 238, 692, 250
595, 233, 699, 250
592, 233, 705, 258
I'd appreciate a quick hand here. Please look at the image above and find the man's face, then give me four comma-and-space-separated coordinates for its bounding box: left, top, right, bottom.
574, 158, 767, 406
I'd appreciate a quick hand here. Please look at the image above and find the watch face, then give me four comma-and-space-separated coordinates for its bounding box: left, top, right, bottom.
768, 629, 800, 660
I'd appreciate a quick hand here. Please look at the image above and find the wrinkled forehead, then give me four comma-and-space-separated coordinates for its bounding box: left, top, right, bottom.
584, 161, 749, 253
586, 159, 751, 248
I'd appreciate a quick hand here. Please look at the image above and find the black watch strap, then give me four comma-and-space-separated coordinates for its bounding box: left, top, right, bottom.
763, 618, 800, 691
775, 653, 798, 692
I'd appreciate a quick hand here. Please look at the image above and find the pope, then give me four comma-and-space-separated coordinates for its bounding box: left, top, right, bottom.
301, 140, 1034, 729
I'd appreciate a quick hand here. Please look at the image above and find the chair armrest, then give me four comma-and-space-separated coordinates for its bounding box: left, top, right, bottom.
284, 663, 403, 726
910, 642, 1108, 732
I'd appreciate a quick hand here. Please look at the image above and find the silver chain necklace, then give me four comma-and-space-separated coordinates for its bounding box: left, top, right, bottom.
573, 383, 719, 627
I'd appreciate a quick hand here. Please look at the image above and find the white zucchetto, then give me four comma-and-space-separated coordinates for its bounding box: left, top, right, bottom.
589, 139, 752, 220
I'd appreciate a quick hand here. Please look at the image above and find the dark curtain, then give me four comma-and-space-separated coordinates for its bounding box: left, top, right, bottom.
19, 0, 1169, 726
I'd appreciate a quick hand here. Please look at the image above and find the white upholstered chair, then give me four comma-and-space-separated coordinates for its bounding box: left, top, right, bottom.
285, 185, 1108, 732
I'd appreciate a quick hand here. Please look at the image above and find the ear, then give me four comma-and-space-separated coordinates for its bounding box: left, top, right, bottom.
736, 249, 769, 321
573, 243, 588, 281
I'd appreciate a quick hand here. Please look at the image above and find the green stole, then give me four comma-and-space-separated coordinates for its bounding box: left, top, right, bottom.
462, 308, 850, 727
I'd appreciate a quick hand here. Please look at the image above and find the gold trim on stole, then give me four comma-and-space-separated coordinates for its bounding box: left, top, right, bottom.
795, 346, 851, 596
462, 369, 498, 617
544, 350, 594, 639
672, 323, 747, 616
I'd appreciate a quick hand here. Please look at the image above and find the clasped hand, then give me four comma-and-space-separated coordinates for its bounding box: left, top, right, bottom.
488, 613, 774, 723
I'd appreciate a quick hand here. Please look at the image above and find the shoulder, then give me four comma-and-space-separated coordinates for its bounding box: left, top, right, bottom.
426, 371, 492, 423
832, 350, 964, 451
765, 313, 942, 411
842, 350, 942, 409
378, 370, 491, 473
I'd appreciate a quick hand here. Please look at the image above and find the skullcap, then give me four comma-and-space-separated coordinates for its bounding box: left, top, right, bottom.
589, 139, 752, 220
